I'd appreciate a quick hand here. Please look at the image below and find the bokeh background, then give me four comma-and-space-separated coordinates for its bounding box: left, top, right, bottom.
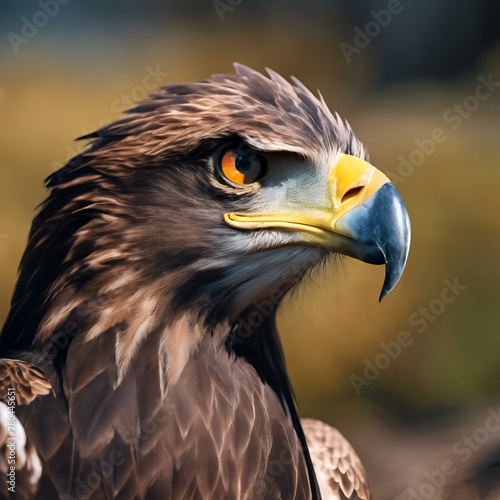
1, 1, 499, 498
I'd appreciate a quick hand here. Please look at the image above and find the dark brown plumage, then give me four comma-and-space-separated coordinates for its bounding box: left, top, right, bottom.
0, 64, 410, 499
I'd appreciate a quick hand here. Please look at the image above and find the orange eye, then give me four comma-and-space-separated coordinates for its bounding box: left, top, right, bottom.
219, 148, 265, 186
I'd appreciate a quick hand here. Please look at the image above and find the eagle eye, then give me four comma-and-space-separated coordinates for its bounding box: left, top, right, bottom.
218, 147, 266, 186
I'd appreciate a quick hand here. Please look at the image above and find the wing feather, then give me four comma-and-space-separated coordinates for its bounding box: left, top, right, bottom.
302, 418, 371, 500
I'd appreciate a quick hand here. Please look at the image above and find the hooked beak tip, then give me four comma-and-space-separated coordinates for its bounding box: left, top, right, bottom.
337, 182, 411, 301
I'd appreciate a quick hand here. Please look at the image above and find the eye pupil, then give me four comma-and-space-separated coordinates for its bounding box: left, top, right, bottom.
219, 147, 266, 186
235, 154, 252, 173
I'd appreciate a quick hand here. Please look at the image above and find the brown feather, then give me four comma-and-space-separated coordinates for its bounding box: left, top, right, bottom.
302, 419, 371, 500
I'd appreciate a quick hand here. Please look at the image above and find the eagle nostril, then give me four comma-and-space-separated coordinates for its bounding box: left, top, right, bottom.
341, 186, 363, 204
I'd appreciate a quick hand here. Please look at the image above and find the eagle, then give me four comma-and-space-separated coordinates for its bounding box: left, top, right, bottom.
0, 64, 410, 499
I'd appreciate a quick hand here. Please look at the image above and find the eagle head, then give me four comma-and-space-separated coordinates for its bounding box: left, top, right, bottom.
35, 64, 407, 332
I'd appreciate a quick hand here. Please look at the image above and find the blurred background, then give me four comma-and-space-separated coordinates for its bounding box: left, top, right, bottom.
1, 1, 499, 498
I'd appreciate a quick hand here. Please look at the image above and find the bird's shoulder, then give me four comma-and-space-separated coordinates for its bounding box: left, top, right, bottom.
302, 418, 371, 500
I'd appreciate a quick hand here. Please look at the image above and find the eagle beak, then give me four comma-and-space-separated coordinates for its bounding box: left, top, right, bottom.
224, 154, 411, 300
334, 179, 410, 300
328, 154, 411, 300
